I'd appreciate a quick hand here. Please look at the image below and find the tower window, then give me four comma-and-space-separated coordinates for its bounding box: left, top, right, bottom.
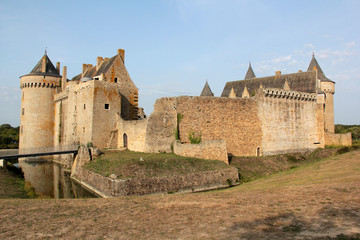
105, 104, 109, 109
22, 108, 25, 115
114, 78, 117, 83
83, 127, 85, 132
84, 104, 86, 109
21, 125, 23, 134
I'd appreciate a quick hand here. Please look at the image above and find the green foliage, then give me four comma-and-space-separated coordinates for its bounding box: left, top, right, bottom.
87, 142, 93, 147
188, 131, 202, 144
174, 113, 183, 140
0, 124, 19, 149
335, 124, 360, 140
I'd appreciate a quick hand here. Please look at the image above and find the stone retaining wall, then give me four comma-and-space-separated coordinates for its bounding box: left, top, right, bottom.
73, 166, 239, 197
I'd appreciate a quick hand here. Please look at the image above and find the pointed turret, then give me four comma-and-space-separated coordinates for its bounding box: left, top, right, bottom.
307, 53, 333, 82
283, 80, 290, 91
244, 62, 256, 80
200, 81, 214, 96
24, 52, 61, 77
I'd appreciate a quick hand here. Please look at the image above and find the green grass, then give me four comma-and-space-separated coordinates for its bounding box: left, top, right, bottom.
85, 150, 231, 179
230, 146, 358, 183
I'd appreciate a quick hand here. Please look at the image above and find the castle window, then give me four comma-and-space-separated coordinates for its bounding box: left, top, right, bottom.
114, 78, 117, 83
105, 104, 109, 109
83, 127, 85, 132
84, 104, 86, 109
20, 125, 23, 134
256, 147, 261, 156
94, 77, 99, 80
22, 108, 25, 115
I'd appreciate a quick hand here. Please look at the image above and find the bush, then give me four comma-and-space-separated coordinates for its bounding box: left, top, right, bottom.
188, 131, 201, 144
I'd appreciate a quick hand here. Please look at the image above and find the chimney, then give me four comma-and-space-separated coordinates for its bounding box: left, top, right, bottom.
56, 62, 60, 73
87, 64, 93, 69
82, 64, 88, 75
96, 57, 103, 70
298, 70, 303, 73
275, 71, 281, 76
42, 56, 46, 72
118, 49, 125, 63
61, 66, 67, 92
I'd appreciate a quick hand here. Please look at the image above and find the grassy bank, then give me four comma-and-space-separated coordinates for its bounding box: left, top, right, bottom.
0, 149, 359, 239
85, 150, 231, 179
0, 167, 28, 199
231, 143, 360, 183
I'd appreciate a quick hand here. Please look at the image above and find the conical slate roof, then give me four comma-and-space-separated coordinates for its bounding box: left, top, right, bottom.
307, 54, 333, 83
200, 81, 214, 96
23, 52, 61, 77
244, 62, 256, 80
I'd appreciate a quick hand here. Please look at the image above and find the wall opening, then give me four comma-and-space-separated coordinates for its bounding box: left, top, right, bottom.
105, 103, 109, 109
114, 78, 117, 83
123, 133, 128, 148
22, 108, 24, 115
256, 147, 261, 156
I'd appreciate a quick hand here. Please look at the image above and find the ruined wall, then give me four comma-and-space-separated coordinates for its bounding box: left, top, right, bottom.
176, 96, 262, 156
19, 75, 59, 149
173, 140, 229, 164
325, 132, 352, 146
144, 97, 178, 153
258, 89, 324, 155
117, 118, 148, 151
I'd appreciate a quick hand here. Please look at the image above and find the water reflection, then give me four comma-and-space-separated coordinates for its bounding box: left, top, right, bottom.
18, 158, 97, 198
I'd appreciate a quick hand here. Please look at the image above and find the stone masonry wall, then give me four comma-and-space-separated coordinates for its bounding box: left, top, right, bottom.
173, 140, 229, 164
176, 96, 262, 156
325, 132, 352, 146
257, 89, 324, 155
117, 118, 148, 151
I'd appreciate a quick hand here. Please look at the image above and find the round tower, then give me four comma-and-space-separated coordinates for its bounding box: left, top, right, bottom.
308, 53, 336, 133
320, 81, 335, 133
19, 52, 61, 150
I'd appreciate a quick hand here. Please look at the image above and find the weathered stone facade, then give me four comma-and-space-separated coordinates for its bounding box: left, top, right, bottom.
20, 50, 350, 165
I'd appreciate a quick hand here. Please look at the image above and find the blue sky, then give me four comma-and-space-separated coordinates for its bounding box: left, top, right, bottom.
0, 0, 359, 126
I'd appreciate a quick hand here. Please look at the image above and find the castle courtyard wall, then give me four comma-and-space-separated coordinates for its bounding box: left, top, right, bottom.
117, 118, 148, 151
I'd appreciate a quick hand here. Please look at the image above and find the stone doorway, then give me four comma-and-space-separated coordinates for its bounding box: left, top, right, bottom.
123, 133, 128, 148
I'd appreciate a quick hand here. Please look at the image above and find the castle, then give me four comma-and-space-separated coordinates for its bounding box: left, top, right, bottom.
19, 49, 351, 165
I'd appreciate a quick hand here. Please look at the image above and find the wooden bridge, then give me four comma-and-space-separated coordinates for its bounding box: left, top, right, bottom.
0, 145, 79, 160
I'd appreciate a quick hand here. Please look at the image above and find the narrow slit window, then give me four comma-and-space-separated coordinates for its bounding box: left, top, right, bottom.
84, 104, 86, 109
105, 104, 109, 109
114, 78, 117, 83
22, 108, 25, 115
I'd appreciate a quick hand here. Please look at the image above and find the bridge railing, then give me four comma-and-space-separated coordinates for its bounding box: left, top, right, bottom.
0, 145, 79, 157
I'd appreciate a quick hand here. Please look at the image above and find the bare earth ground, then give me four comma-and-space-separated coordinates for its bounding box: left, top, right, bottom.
1, 150, 360, 239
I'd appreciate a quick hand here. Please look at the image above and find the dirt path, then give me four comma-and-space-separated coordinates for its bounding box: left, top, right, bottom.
0, 150, 359, 239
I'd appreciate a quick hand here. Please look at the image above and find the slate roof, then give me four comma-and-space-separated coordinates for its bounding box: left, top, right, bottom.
221, 71, 318, 97
22, 54, 61, 77
200, 81, 214, 96
307, 54, 334, 83
244, 63, 256, 80
71, 55, 118, 81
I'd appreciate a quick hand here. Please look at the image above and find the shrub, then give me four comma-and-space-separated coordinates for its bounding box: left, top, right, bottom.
188, 131, 201, 144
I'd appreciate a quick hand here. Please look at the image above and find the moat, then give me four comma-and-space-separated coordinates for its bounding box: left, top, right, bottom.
17, 157, 97, 198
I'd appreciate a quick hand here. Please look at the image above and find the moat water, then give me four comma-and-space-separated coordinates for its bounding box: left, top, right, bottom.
17, 157, 97, 198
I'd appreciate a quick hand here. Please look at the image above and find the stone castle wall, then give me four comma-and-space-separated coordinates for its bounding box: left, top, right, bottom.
117, 118, 148, 151
257, 89, 324, 155
176, 96, 262, 156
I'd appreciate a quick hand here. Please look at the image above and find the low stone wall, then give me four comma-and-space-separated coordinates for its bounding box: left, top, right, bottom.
173, 140, 229, 164
72, 166, 239, 197
325, 132, 352, 146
